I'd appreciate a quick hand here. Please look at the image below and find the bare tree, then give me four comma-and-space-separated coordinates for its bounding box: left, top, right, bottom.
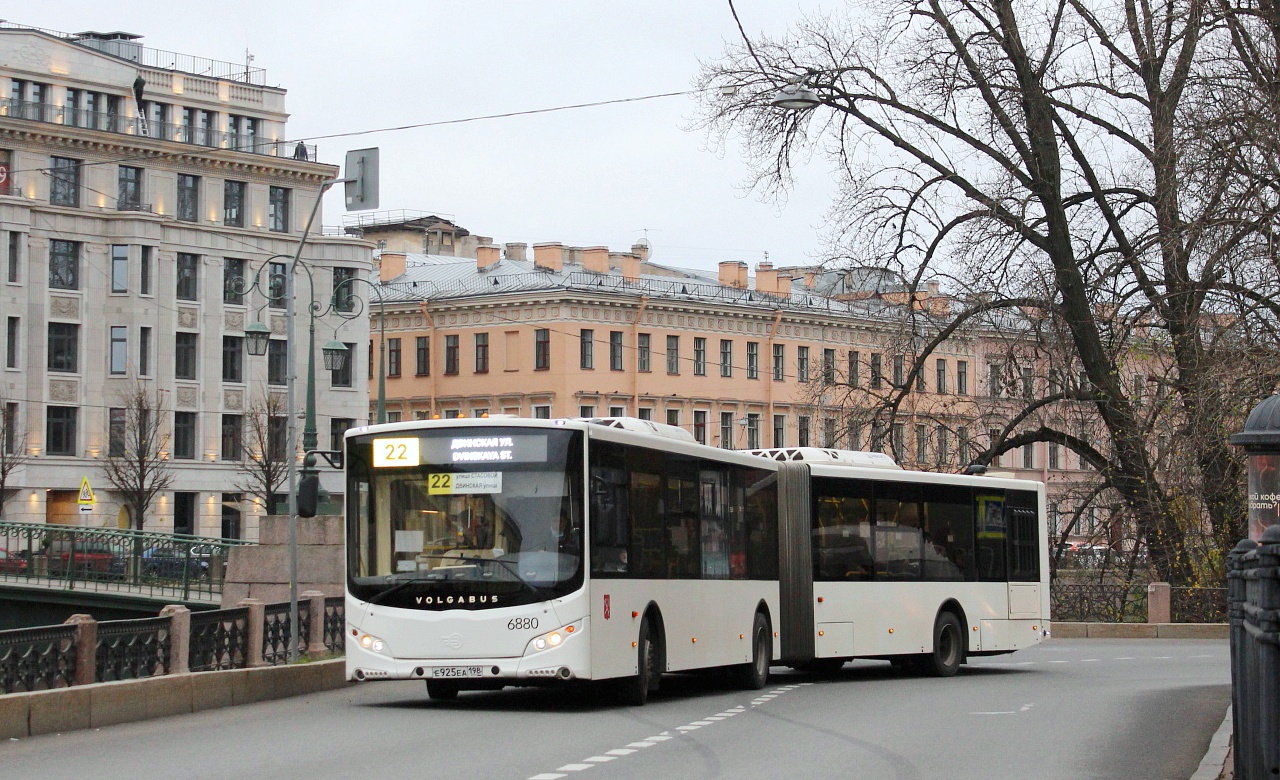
101, 384, 174, 531
0, 394, 28, 519
698, 0, 1280, 582
234, 390, 293, 517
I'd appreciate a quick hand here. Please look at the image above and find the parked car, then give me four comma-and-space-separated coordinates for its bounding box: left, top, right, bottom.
47, 543, 123, 578
141, 545, 210, 579
0, 549, 28, 574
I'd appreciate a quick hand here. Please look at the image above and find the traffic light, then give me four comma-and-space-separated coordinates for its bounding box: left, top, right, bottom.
297, 473, 319, 518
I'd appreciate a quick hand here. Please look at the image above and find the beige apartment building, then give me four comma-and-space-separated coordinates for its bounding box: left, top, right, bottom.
0, 23, 373, 538
354, 214, 1101, 542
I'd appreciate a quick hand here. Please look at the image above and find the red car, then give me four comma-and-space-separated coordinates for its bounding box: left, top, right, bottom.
0, 549, 28, 574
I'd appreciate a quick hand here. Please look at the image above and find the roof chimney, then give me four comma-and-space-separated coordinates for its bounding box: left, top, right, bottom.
631, 241, 651, 262
504, 242, 527, 261
582, 246, 609, 274
719, 261, 748, 289
621, 254, 641, 283
775, 273, 794, 296
533, 242, 564, 272
802, 270, 816, 290
379, 252, 406, 283
754, 262, 778, 294
476, 244, 501, 271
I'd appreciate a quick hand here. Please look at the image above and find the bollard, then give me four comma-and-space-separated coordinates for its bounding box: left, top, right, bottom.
1256, 524, 1280, 777
302, 590, 328, 656
239, 598, 265, 668
63, 614, 97, 687
1146, 582, 1171, 624
160, 605, 192, 675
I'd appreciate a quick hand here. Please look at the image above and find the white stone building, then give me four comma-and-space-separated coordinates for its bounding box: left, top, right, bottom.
0, 23, 372, 539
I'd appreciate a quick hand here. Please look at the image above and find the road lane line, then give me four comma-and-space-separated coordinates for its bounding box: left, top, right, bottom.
557, 764, 594, 772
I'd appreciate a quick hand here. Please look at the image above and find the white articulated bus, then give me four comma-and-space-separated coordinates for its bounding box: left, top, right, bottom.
344, 417, 1049, 704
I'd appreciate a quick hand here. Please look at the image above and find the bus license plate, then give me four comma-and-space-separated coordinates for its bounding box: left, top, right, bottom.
431, 666, 482, 678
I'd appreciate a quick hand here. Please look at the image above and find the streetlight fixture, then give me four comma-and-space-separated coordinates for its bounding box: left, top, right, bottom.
770, 80, 821, 110
244, 321, 271, 357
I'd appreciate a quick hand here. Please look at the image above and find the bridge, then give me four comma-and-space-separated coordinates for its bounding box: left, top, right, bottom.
0, 520, 248, 616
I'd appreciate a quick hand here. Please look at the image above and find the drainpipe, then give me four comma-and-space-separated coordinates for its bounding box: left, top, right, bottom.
631, 296, 649, 416
764, 309, 783, 445
420, 301, 437, 417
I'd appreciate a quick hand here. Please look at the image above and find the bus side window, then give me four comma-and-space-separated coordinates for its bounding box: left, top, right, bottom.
975, 492, 1007, 581
1006, 490, 1040, 582
589, 442, 630, 576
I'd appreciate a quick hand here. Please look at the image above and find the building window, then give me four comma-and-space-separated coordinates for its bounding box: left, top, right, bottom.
822, 349, 836, 384
823, 417, 837, 448
228, 115, 259, 151
415, 336, 429, 376
847, 419, 861, 450
988, 363, 1003, 397
893, 355, 905, 387
175, 333, 198, 380
958, 427, 970, 462
746, 413, 761, 449
915, 424, 928, 463
534, 329, 550, 371
4, 403, 18, 455
580, 405, 596, 418
173, 492, 197, 535
609, 405, 625, 417
221, 414, 243, 460
637, 408, 652, 421
719, 340, 733, 377
474, 333, 488, 373
176, 253, 199, 300
170, 409, 194, 458
693, 337, 706, 376
637, 333, 651, 372
936, 359, 947, 394
580, 329, 594, 370
46, 406, 77, 456
268, 261, 287, 309
49, 240, 80, 290
117, 166, 143, 210
111, 245, 129, 293
268, 339, 288, 385
1023, 444, 1034, 469
937, 427, 949, 465
330, 418, 355, 451
693, 410, 707, 444
798, 415, 811, 447
987, 428, 1001, 467
870, 353, 883, 388
177, 174, 199, 222
331, 342, 355, 387
5, 317, 17, 369
666, 409, 680, 427
7, 231, 20, 283
444, 335, 459, 375
848, 350, 860, 387
50, 157, 81, 207
747, 342, 759, 379
534, 405, 551, 419
332, 267, 356, 312
666, 335, 680, 374
1049, 442, 1060, 470
720, 412, 734, 449
1022, 366, 1035, 398
957, 360, 969, 394
140, 246, 153, 295
773, 414, 785, 448
892, 423, 906, 458
47, 323, 78, 373
387, 337, 402, 377
223, 181, 246, 226
222, 336, 244, 383
797, 346, 810, 382
223, 258, 246, 304
109, 326, 128, 375
108, 408, 127, 457
773, 344, 784, 381
609, 331, 623, 371
138, 327, 151, 376
268, 186, 290, 232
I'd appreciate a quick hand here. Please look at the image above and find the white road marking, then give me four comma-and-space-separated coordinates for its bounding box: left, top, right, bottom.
557, 764, 594, 772
690, 720, 714, 725
1080, 658, 1099, 662
605, 749, 636, 756
972, 711, 1017, 715
1020, 703, 1034, 712
627, 742, 655, 748
583, 756, 616, 763
676, 725, 702, 731
1114, 657, 1134, 660
529, 775, 566, 780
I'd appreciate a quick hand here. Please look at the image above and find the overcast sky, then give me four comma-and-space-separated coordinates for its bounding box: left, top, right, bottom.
29, 2, 838, 273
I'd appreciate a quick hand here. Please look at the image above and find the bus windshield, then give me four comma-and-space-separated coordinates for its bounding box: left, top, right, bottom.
346, 426, 584, 610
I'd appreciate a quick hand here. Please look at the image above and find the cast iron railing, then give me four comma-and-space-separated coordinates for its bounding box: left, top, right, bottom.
189, 607, 250, 672
96, 616, 171, 681
1051, 582, 1149, 623
0, 624, 77, 693
262, 602, 295, 665
1171, 586, 1228, 624
323, 597, 345, 653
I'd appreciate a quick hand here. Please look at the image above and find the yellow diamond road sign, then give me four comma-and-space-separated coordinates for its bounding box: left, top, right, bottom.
77, 477, 95, 505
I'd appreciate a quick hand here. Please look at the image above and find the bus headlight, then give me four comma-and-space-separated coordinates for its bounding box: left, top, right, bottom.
355, 631, 389, 655
525, 621, 581, 654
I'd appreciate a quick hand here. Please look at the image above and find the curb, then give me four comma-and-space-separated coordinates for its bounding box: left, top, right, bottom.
1048, 623, 1228, 639
1190, 706, 1233, 780
2, 659, 349, 740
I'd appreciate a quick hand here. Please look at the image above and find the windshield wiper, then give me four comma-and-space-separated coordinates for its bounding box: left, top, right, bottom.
365, 576, 438, 605
447, 555, 548, 599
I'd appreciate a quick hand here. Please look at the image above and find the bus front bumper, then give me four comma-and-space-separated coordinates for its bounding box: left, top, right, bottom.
347, 630, 591, 684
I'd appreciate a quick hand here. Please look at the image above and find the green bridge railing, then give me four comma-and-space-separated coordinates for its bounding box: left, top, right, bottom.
0, 520, 251, 603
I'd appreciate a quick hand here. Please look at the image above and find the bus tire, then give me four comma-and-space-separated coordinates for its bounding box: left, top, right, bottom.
618, 617, 660, 706
734, 612, 771, 689
426, 680, 460, 700
925, 611, 964, 677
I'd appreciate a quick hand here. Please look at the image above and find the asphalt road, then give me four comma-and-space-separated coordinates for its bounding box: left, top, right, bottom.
1, 639, 1229, 780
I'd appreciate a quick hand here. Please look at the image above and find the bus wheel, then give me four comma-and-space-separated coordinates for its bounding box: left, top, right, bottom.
925, 612, 964, 677
426, 680, 460, 700
735, 612, 771, 689
618, 617, 659, 706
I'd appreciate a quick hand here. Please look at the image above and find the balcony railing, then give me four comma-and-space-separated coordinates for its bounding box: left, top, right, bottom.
0, 100, 317, 161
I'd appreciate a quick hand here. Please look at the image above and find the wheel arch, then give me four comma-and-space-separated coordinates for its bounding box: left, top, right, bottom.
937, 598, 969, 652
